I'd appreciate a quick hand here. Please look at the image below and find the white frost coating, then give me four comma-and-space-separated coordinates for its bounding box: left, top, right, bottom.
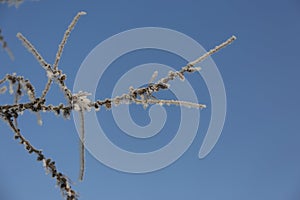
72, 91, 92, 111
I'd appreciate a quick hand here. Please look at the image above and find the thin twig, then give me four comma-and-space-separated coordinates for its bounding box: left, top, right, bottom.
43, 11, 87, 103
17, 33, 50, 69
187, 35, 236, 67
1, 9, 236, 200
53, 11, 87, 71
4, 117, 77, 200
79, 110, 85, 181
137, 99, 206, 109
40, 78, 53, 100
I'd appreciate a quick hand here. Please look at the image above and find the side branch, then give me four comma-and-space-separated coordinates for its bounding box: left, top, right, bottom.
17, 33, 50, 69
53, 11, 87, 70
187, 35, 236, 67
4, 117, 77, 200
1, 9, 236, 199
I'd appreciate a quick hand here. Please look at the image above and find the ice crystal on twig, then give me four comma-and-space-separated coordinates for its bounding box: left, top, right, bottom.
72, 91, 92, 112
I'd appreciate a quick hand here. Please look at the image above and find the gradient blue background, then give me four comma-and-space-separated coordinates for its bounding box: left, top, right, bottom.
1, 0, 300, 200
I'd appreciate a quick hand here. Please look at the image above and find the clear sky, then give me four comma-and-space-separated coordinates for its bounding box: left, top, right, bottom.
0, 0, 300, 200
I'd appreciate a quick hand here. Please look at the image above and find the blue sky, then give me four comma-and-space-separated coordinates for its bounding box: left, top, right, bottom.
0, 0, 300, 200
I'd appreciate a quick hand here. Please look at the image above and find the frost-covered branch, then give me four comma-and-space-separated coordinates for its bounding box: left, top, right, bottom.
0, 10, 236, 200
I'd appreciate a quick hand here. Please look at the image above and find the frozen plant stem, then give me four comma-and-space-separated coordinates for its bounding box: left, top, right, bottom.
91, 35, 236, 111
0, 10, 236, 200
17, 33, 50, 69
4, 117, 77, 199
79, 110, 85, 182
53, 11, 87, 71
187, 36, 236, 67
10, 11, 87, 199
43, 11, 86, 101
